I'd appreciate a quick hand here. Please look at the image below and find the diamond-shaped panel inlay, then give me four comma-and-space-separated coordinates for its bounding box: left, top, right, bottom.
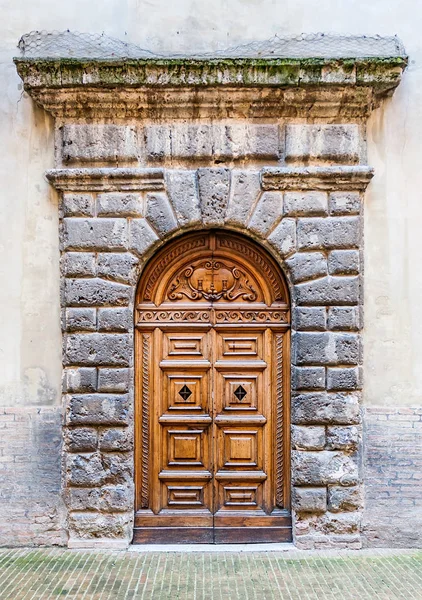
234, 385, 247, 401
179, 385, 192, 401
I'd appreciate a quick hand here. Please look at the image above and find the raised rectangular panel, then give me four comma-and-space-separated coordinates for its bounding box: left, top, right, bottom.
163, 334, 206, 359
162, 481, 212, 510
164, 373, 209, 413
167, 429, 205, 467
225, 375, 258, 411
167, 486, 204, 506
223, 484, 261, 508
221, 429, 260, 468
217, 332, 263, 360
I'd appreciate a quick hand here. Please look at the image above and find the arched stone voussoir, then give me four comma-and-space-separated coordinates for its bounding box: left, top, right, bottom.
248, 190, 284, 238
224, 170, 262, 228
145, 191, 178, 237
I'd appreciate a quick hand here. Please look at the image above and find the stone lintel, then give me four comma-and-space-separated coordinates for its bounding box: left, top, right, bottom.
261, 166, 374, 191
46, 168, 165, 191
14, 56, 406, 119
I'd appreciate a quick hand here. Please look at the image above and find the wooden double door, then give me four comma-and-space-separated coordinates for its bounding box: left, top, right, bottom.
134, 231, 291, 543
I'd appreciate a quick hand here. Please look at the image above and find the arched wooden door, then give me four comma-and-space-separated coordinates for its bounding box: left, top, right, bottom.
134, 230, 291, 543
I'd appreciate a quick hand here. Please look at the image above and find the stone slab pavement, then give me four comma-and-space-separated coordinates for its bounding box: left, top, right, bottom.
0, 548, 421, 599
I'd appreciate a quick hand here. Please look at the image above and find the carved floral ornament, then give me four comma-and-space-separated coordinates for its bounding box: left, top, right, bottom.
167, 259, 258, 303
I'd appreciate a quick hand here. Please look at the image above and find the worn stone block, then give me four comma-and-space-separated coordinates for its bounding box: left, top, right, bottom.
96, 253, 139, 285
328, 485, 363, 512
98, 308, 132, 332
295, 332, 361, 365
292, 450, 359, 486
67, 394, 129, 426
66, 308, 97, 332
297, 217, 360, 250
286, 252, 327, 283
97, 193, 143, 217
292, 487, 327, 513
65, 334, 131, 366
62, 193, 94, 217
327, 367, 362, 391
102, 453, 133, 485
293, 307, 326, 331
292, 392, 361, 425
65, 279, 131, 307
283, 192, 328, 216
327, 306, 360, 331
328, 250, 360, 275
285, 124, 360, 164
65, 367, 97, 393
98, 369, 130, 393
67, 453, 107, 486
267, 218, 297, 257
214, 123, 281, 159
292, 366, 326, 390
165, 170, 201, 226
62, 218, 128, 251
63, 253, 96, 278
62, 124, 137, 163
326, 426, 360, 451
225, 170, 261, 227
65, 427, 98, 452
248, 191, 283, 237
329, 191, 361, 215
144, 125, 171, 160
99, 427, 132, 451
145, 192, 177, 235
68, 484, 133, 513
68, 511, 131, 539
320, 512, 361, 534
295, 276, 359, 306
291, 425, 325, 450
198, 168, 231, 225
129, 218, 159, 257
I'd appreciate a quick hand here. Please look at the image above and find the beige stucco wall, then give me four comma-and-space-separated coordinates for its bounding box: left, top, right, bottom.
0, 0, 421, 408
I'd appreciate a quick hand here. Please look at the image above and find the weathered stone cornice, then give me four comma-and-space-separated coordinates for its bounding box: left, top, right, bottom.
261, 166, 374, 191
15, 56, 407, 119
46, 168, 165, 191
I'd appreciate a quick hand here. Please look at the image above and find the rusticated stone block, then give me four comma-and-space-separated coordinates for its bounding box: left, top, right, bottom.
145, 192, 177, 235
320, 511, 361, 534
292, 487, 327, 513
65, 367, 97, 393
67, 453, 107, 486
65, 427, 98, 452
328, 250, 360, 275
295, 332, 361, 365
292, 392, 361, 425
292, 366, 325, 390
294, 533, 362, 550
248, 191, 283, 236
285, 124, 360, 164
97, 308, 132, 332
293, 307, 326, 331
165, 170, 201, 226
66, 308, 96, 332
328, 485, 363, 512
102, 453, 133, 485
62, 253, 96, 278
225, 170, 261, 227
283, 192, 328, 216
327, 367, 362, 390
97, 193, 143, 217
65, 334, 131, 366
329, 191, 361, 215
198, 168, 230, 226
295, 276, 359, 305
286, 252, 327, 283
65, 279, 131, 307
267, 218, 297, 257
214, 123, 281, 159
68, 484, 132, 512
62, 124, 137, 163
62, 218, 128, 251
67, 394, 129, 426
99, 427, 132, 452
291, 425, 325, 450
62, 193, 94, 217
328, 306, 360, 331
98, 369, 130, 393
326, 426, 360, 451
292, 450, 359, 486
96, 253, 139, 285
297, 217, 360, 250
129, 218, 159, 257
68, 511, 131, 539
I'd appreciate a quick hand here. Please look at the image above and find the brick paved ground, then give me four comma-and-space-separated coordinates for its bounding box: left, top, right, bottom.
0, 548, 421, 599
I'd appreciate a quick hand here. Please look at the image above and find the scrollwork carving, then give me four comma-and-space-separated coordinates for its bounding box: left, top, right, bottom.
137, 309, 211, 323
215, 310, 287, 324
